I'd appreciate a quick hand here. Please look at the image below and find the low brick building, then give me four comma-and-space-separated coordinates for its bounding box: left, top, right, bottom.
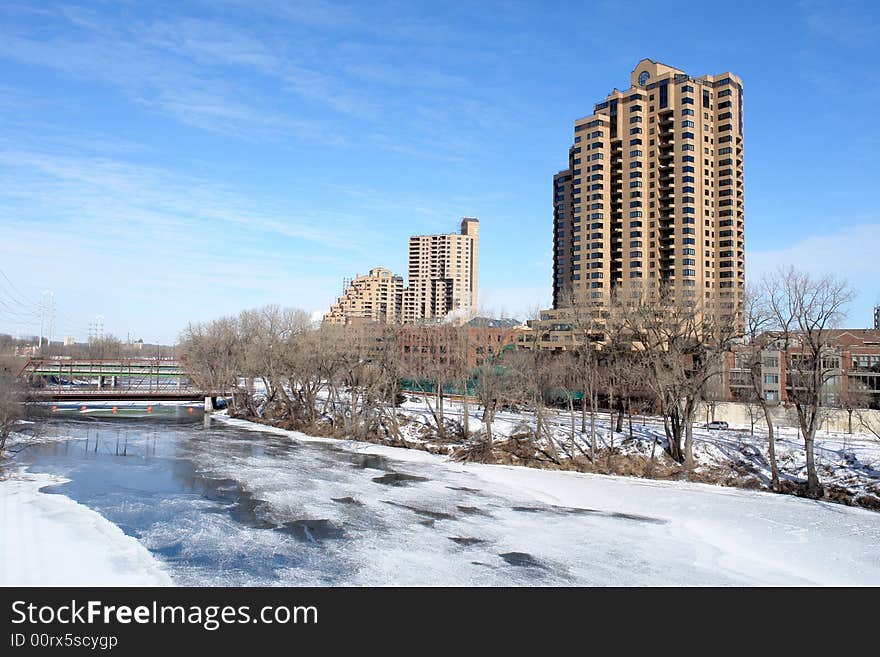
722, 329, 880, 410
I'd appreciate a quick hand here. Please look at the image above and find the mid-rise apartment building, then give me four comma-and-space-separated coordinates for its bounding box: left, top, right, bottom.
552, 58, 745, 326
401, 218, 479, 324
324, 219, 479, 326
324, 267, 404, 325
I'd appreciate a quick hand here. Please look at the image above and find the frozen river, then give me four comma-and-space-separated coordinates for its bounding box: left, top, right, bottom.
11, 416, 880, 586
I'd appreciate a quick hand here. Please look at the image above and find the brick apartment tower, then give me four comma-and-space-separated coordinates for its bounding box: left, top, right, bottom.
402, 218, 479, 324
552, 59, 745, 325
324, 267, 405, 325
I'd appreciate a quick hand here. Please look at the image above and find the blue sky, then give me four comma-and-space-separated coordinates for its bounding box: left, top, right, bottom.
0, 0, 878, 344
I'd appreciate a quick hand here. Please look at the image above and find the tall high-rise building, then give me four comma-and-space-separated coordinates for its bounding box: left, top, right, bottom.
402, 218, 479, 324
324, 268, 404, 325
552, 59, 745, 324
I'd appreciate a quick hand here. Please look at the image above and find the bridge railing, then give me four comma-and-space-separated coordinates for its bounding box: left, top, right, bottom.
19, 357, 192, 393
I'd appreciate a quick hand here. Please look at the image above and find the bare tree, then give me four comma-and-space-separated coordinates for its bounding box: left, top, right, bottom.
88, 334, 123, 359
855, 406, 880, 442
180, 316, 244, 411
741, 397, 762, 436
504, 331, 563, 465
0, 357, 26, 458
401, 324, 467, 440
467, 342, 515, 462
624, 284, 739, 470
839, 377, 873, 436
742, 286, 781, 490
557, 350, 589, 458
765, 267, 853, 496
563, 294, 603, 461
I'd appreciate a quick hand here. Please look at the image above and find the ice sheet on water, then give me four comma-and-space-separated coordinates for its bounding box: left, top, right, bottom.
18, 417, 880, 586
140, 427, 750, 586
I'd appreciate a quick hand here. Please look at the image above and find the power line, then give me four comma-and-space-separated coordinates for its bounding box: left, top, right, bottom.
0, 269, 94, 342
0, 268, 36, 308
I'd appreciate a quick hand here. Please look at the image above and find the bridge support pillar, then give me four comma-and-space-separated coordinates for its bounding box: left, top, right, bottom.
204, 396, 214, 413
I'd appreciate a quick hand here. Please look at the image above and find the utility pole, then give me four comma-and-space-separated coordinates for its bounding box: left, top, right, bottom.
88, 315, 104, 344
38, 290, 55, 349
47, 291, 55, 347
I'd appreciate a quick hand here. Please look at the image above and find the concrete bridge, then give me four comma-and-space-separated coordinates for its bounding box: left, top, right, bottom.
18, 357, 230, 409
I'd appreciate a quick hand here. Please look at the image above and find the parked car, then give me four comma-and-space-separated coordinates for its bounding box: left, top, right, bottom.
705, 420, 729, 430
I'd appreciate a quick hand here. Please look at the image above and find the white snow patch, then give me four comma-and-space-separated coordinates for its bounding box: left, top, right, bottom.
0, 470, 172, 586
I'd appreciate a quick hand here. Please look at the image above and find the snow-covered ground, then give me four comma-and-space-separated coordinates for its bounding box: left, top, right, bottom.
369, 395, 880, 504
0, 470, 171, 586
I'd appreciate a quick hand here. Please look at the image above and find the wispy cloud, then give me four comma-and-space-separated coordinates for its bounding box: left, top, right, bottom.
0, 146, 369, 250
0, 2, 521, 159
801, 0, 880, 47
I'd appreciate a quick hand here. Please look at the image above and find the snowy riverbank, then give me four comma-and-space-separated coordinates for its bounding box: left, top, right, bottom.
0, 470, 172, 586
217, 413, 880, 585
